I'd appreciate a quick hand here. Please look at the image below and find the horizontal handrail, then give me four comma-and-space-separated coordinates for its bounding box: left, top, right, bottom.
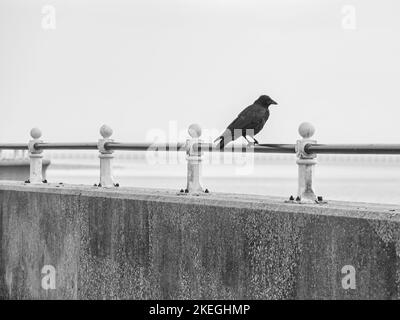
3, 142, 400, 155
194, 143, 296, 153
305, 144, 400, 155
104, 142, 186, 151
34, 143, 98, 150
0, 144, 29, 150
250, 143, 296, 153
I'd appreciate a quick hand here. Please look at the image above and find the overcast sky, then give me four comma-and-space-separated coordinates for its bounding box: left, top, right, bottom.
1, 0, 399, 144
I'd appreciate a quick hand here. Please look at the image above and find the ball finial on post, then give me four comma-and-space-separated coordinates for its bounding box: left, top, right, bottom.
98, 124, 115, 187
298, 122, 315, 139
100, 124, 113, 139
30, 127, 42, 140
188, 124, 202, 139
28, 127, 43, 184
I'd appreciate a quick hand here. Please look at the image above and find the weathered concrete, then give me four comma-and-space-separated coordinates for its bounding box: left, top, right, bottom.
0, 181, 399, 300
0, 160, 50, 181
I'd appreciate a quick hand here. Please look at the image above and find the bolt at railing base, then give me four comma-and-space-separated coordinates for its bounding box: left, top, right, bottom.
94, 182, 120, 188
178, 187, 210, 196
285, 195, 327, 205
23, 178, 49, 185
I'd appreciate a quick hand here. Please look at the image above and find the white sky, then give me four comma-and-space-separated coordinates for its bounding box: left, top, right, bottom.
1, 0, 399, 144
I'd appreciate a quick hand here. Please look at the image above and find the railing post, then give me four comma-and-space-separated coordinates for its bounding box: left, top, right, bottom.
185, 124, 204, 194
28, 128, 43, 184
295, 122, 321, 203
98, 124, 115, 187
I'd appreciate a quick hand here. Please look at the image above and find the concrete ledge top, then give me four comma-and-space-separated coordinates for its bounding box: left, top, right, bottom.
0, 180, 399, 223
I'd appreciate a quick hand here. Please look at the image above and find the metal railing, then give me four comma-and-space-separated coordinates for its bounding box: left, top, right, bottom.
305, 144, 400, 154
1, 122, 400, 204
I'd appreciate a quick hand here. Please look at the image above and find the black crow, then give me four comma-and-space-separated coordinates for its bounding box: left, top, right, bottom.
214, 95, 277, 149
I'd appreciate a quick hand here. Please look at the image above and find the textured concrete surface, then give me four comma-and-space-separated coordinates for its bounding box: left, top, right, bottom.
0, 160, 50, 181
0, 181, 399, 300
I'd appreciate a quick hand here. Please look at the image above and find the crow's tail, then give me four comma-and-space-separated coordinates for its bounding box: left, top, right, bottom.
214, 129, 233, 150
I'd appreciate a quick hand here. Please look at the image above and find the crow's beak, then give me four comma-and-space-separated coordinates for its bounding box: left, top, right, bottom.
271, 100, 278, 105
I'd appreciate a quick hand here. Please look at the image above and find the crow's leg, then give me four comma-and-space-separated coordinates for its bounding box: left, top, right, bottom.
252, 137, 259, 145
243, 135, 258, 147
243, 136, 252, 144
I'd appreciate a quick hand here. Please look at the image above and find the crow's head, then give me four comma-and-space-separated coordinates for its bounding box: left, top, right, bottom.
255, 95, 278, 107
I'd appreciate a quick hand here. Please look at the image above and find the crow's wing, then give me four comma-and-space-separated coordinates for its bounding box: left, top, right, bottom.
227, 104, 266, 133
214, 104, 267, 148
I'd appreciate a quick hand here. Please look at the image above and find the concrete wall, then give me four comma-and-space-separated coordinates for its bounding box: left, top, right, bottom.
0, 181, 399, 300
